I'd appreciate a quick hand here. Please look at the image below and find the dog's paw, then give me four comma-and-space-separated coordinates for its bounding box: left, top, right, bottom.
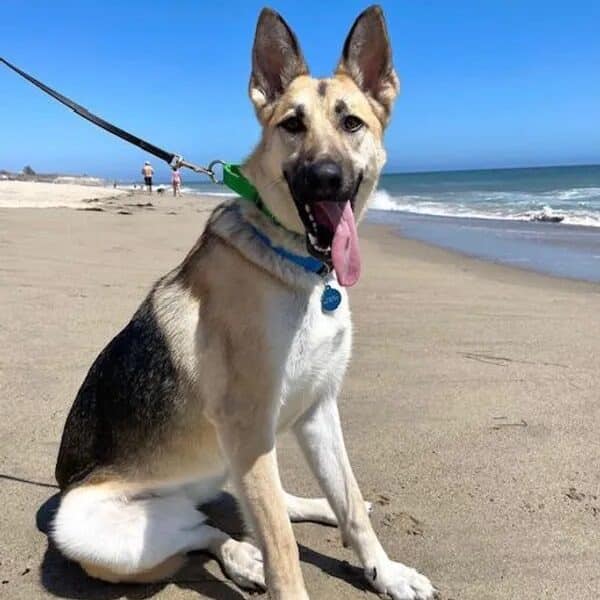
218, 539, 265, 591
365, 560, 435, 600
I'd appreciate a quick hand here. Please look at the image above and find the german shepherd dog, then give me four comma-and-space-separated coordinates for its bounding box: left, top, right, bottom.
53, 6, 435, 599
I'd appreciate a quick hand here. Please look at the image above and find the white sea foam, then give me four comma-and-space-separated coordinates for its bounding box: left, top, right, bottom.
550, 187, 600, 201
180, 187, 236, 197
370, 188, 600, 228
370, 189, 399, 211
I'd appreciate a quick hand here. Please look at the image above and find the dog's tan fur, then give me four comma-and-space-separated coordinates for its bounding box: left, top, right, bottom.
52, 7, 435, 600
245, 70, 396, 235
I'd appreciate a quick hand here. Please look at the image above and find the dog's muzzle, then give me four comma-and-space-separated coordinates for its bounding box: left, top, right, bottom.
284, 160, 363, 286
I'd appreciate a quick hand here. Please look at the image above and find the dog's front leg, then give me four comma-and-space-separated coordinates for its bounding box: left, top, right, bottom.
294, 396, 435, 600
215, 406, 308, 600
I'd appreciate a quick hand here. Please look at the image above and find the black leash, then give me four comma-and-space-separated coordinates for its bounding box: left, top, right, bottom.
0, 56, 216, 178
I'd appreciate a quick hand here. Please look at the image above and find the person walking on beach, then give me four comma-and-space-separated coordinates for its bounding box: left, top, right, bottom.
141, 161, 154, 193
171, 167, 182, 197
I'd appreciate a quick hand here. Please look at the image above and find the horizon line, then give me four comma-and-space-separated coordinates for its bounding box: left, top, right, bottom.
2, 161, 599, 182
383, 161, 600, 177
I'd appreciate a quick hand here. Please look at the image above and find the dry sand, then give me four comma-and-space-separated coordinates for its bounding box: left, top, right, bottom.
1, 184, 599, 599
0, 180, 127, 208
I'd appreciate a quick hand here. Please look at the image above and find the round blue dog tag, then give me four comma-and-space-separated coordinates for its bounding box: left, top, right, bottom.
321, 284, 342, 312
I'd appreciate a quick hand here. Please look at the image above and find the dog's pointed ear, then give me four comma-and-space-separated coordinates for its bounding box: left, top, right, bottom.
249, 8, 308, 119
336, 5, 399, 123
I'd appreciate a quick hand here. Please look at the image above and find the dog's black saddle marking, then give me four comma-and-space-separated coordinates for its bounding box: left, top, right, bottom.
55, 290, 179, 489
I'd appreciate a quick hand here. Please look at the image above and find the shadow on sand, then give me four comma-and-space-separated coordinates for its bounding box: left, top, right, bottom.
36, 491, 368, 599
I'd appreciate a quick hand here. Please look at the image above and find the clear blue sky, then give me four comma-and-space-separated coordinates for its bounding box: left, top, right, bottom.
1, 1, 599, 181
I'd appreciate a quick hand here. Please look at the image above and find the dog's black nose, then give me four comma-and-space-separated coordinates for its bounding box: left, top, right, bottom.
306, 160, 342, 198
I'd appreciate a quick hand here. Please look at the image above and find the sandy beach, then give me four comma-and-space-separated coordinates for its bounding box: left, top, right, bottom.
0, 180, 128, 208
1, 183, 599, 599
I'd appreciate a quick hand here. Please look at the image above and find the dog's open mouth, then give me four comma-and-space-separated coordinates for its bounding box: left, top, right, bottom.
293, 177, 362, 287
283, 167, 363, 286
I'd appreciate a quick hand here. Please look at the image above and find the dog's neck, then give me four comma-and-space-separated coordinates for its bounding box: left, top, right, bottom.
207, 199, 334, 291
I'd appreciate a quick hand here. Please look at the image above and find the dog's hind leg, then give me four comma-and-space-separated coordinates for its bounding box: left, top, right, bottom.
285, 492, 338, 525
52, 483, 265, 590
285, 491, 373, 525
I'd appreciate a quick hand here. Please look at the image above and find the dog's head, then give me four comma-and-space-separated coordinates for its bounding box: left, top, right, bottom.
244, 5, 399, 286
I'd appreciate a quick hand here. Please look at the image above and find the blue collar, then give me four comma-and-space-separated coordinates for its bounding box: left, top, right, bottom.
244, 216, 342, 312
249, 224, 328, 276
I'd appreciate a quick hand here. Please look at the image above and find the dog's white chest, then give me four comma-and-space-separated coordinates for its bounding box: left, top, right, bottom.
267, 282, 352, 429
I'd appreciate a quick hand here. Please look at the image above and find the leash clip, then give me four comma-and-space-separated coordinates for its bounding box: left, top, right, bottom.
175, 157, 225, 184
206, 160, 227, 184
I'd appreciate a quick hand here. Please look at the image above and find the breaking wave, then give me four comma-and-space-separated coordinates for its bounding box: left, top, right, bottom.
370, 187, 600, 228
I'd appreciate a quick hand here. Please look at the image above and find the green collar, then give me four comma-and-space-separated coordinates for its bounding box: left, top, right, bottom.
222, 163, 283, 227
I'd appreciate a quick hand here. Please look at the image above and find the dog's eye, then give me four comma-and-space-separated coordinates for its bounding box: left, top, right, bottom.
279, 116, 305, 134
342, 115, 364, 133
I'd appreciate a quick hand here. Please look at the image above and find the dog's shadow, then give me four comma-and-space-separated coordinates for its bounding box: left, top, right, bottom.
37, 492, 368, 599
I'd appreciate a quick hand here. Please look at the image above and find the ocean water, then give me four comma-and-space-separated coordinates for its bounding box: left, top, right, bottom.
172, 164, 600, 282
373, 165, 600, 228
369, 165, 600, 283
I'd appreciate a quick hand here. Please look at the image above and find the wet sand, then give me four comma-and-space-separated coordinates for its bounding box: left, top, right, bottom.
1, 186, 599, 599
368, 209, 600, 283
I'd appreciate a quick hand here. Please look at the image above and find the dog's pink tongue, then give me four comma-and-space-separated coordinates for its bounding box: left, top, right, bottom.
331, 201, 361, 286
